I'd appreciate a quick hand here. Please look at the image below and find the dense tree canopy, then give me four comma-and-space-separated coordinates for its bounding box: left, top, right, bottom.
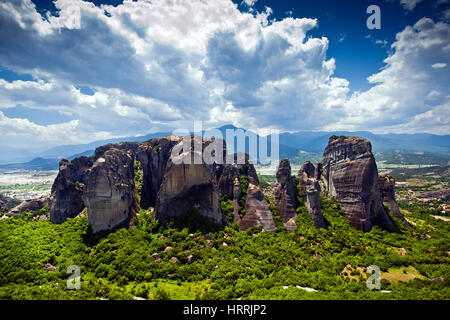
0, 197, 448, 300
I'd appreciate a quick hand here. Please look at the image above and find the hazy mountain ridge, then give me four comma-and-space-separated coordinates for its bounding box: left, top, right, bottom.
1, 125, 449, 168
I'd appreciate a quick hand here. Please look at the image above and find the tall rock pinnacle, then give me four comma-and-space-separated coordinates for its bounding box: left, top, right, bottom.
322, 135, 397, 232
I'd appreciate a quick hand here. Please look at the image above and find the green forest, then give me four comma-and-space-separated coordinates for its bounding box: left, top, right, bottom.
0, 194, 449, 300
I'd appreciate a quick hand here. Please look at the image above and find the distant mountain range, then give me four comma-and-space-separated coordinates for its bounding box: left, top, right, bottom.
1, 125, 449, 169
0, 157, 60, 172
277, 131, 450, 154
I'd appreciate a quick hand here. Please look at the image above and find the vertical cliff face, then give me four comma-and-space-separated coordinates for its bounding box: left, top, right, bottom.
303, 179, 326, 229
240, 182, 276, 232
49, 157, 93, 224
48, 134, 407, 234
299, 161, 315, 179
154, 138, 275, 232
154, 136, 225, 226
298, 161, 326, 229
49, 143, 139, 226
83, 148, 137, 233
47, 136, 274, 233
314, 161, 322, 180
274, 159, 297, 232
322, 136, 397, 232
379, 176, 410, 226
137, 136, 181, 209
217, 152, 275, 232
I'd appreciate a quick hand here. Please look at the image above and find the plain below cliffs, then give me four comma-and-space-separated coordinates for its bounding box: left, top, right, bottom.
322, 135, 398, 232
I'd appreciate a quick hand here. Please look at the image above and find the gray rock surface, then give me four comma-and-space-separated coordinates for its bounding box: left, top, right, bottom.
0, 194, 11, 212
217, 152, 275, 232
322, 135, 397, 232
49, 157, 93, 223
299, 161, 315, 179
7, 196, 51, 215
298, 161, 326, 229
378, 175, 410, 226
274, 159, 297, 232
154, 136, 225, 226
137, 136, 181, 209
83, 148, 137, 233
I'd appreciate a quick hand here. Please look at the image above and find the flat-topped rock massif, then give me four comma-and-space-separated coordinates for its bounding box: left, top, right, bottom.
322, 135, 398, 232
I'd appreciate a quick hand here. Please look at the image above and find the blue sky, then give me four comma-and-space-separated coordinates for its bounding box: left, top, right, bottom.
236, 0, 448, 92
0, 0, 449, 149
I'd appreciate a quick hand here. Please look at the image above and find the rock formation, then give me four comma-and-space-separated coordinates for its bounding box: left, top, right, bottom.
314, 161, 322, 180
155, 136, 225, 226
322, 135, 397, 232
49, 157, 93, 223
0, 194, 10, 212
274, 159, 297, 232
0, 201, 7, 213
49, 135, 275, 233
239, 178, 276, 232
378, 176, 410, 226
155, 137, 275, 232
298, 161, 326, 229
94, 142, 139, 159
7, 196, 50, 215
137, 136, 181, 209
416, 189, 450, 202
50, 143, 138, 229
218, 153, 276, 232
83, 148, 137, 233
299, 161, 315, 179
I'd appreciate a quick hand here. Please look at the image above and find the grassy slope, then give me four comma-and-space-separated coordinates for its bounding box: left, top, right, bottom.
0, 197, 448, 300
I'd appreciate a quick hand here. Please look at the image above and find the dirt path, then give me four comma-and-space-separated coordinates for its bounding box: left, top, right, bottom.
432, 215, 450, 222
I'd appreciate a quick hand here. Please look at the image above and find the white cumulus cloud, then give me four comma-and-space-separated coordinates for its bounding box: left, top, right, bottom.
0, 0, 448, 149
